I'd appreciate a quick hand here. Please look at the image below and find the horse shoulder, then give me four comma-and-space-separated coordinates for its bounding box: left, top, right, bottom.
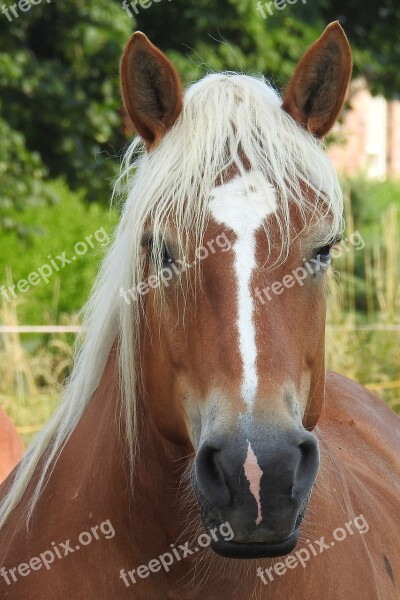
323, 371, 400, 464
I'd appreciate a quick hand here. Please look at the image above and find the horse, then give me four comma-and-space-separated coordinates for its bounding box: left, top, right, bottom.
0, 22, 399, 599
0, 409, 23, 484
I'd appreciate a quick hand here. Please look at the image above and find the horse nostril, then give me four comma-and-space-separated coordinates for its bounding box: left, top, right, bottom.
195, 443, 230, 507
293, 434, 319, 499
299, 437, 318, 469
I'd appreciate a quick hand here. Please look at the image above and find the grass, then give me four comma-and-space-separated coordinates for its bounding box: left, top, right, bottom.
0, 288, 75, 446
325, 198, 400, 412
1, 393, 59, 447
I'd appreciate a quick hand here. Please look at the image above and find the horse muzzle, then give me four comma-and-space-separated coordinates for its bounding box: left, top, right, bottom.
192, 425, 319, 558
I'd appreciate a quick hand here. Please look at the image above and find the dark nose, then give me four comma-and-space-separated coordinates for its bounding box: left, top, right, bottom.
194, 428, 319, 540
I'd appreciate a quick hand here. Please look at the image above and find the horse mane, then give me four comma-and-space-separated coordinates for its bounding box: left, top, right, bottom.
0, 72, 343, 530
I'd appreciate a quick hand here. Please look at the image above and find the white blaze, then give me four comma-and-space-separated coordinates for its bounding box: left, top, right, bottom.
209, 171, 277, 408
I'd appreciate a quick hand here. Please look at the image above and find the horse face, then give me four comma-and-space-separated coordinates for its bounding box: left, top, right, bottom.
140, 173, 334, 557
121, 25, 351, 558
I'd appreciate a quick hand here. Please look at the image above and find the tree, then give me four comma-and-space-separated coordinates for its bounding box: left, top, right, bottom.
0, 0, 133, 205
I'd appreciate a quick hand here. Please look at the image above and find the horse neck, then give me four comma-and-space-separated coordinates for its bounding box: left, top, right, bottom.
4, 345, 192, 558
62, 344, 191, 535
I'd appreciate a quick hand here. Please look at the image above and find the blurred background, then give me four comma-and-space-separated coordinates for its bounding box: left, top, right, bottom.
0, 0, 399, 446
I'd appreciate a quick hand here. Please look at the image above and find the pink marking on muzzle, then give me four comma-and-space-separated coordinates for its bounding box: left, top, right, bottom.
244, 440, 263, 525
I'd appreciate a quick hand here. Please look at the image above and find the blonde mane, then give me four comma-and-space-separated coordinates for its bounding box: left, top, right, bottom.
0, 72, 343, 529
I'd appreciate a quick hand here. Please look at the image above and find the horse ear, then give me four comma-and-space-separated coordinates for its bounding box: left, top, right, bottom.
120, 32, 183, 148
282, 22, 352, 138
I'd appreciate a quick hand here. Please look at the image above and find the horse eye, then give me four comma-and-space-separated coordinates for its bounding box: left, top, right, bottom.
313, 234, 342, 262
143, 236, 173, 266
316, 245, 332, 259
310, 244, 334, 273
160, 244, 173, 265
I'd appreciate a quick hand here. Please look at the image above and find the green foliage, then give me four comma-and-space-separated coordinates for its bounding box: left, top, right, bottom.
0, 0, 133, 202
344, 178, 400, 239
0, 117, 54, 234
0, 180, 118, 324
